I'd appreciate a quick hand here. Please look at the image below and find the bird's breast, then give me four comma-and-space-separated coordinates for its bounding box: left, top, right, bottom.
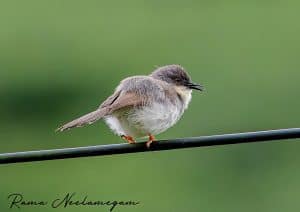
125, 101, 185, 136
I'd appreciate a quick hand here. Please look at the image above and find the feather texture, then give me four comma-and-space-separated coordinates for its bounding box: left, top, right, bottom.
56, 65, 199, 138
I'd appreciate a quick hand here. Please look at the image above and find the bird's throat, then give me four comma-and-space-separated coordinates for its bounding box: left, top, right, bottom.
174, 86, 192, 109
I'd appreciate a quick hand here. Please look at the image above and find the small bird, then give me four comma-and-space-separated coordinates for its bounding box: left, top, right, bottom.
57, 64, 203, 147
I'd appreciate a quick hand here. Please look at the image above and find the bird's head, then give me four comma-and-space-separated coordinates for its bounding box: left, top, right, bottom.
150, 64, 204, 91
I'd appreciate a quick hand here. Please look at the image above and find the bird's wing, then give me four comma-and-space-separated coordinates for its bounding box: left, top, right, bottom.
56, 91, 144, 132
100, 91, 144, 111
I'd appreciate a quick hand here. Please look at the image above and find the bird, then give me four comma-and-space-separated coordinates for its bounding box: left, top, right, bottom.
56, 64, 204, 148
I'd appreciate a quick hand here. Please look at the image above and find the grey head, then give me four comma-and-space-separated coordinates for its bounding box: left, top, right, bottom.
150, 64, 204, 91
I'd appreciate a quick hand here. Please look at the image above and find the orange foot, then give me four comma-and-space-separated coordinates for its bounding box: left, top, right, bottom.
121, 135, 136, 144
146, 134, 156, 148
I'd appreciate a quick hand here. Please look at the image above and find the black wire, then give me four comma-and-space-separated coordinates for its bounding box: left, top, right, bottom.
1, 128, 300, 164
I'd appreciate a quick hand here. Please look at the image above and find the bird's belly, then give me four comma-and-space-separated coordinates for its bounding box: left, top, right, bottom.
104, 103, 183, 138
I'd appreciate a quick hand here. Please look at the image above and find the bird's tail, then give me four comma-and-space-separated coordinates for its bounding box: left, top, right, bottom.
56, 108, 108, 132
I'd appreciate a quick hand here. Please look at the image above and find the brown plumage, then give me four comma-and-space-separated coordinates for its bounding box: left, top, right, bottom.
56, 64, 203, 147
56, 91, 143, 132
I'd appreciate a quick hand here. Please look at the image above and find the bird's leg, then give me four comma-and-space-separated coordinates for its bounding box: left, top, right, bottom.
146, 134, 156, 148
121, 135, 136, 144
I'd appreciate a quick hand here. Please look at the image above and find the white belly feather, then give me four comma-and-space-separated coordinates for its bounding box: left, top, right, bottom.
104, 88, 192, 138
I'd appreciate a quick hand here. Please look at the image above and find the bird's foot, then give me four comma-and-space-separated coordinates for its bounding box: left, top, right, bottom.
121, 135, 136, 144
146, 134, 156, 148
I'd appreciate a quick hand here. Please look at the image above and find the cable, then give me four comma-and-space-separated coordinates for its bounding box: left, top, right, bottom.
1, 128, 300, 164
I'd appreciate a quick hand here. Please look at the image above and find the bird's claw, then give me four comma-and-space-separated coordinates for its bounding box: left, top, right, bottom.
146, 134, 156, 148
121, 135, 136, 144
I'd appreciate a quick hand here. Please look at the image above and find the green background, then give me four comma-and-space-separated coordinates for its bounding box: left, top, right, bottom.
1, 1, 300, 211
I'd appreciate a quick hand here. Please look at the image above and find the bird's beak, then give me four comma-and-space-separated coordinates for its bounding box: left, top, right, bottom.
186, 82, 204, 91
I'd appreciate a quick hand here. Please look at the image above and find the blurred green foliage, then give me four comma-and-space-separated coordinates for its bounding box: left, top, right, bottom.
1, 0, 300, 211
